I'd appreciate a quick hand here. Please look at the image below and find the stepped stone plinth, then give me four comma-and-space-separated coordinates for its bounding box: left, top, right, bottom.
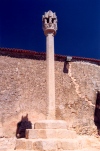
15, 120, 79, 150
25, 120, 76, 139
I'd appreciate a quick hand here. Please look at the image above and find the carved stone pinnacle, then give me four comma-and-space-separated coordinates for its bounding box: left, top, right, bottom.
42, 10, 57, 36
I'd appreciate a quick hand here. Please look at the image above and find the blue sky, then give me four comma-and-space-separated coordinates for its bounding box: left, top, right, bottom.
0, 0, 100, 59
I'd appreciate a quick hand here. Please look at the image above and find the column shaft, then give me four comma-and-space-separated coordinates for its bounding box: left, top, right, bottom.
46, 33, 55, 119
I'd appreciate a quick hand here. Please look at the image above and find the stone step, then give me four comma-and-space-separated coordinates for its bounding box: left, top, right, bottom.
0, 148, 7, 151
34, 120, 68, 129
26, 129, 77, 139
15, 138, 89, 150
3, 148, 100, 151
1, 135, 100, 151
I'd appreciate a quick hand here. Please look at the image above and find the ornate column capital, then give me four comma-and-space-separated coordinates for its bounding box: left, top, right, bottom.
42, 10, 57, 36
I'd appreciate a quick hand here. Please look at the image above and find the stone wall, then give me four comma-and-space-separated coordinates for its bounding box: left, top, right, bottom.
55, 61, 100, 135
0, 56, 100, 137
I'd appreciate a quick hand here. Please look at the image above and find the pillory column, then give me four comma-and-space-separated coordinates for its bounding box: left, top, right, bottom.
42, 10, 57, 119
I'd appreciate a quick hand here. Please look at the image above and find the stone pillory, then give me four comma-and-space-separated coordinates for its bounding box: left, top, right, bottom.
42, 10, 57, 119
42, 10, 57, 36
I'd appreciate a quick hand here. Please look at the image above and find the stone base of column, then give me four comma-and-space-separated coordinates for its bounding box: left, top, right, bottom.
15, 120, 100, 151
15, 120, 79, 151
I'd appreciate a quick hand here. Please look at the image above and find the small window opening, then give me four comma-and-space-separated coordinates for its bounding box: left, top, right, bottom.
94, 91, 100, 135
52, 18, 55, 23
47, 18, 49, 23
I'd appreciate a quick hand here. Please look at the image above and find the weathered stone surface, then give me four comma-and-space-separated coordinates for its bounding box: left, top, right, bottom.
0, 148, 7, 151
57, 139, 81, 150
15, 139, 33, 150
55, 61, 100, 135
0, 134, 100, 151
0, 57, 47, 137
0, 137, 16, 150
26, 128, 76, 139
0, 56, 100, 137
15, 135, 100, 150
16, 139, 79, 150
42, 11, 58, 120
46, 33, 55, 120
16, 139, 57, 150
4, 149, 100, 151
42, 10, 57, 36
32, 139, 57, 151
34, 120, 68, 129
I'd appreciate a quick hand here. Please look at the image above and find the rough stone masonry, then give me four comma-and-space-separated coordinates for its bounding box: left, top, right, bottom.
0, 55, 100, 137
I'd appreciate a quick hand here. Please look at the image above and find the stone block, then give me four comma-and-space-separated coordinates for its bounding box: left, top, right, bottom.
57, 139, 81, 150
16, 138, 86, 150
0, 148, 7, 151
15, 139, 26, 150
26, 129, 76, 139
32, 139, 57, 151
34, 120, 68, 129
15, 139, 32, 150
15, 139, 57, 150
56, 129, 76, 139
